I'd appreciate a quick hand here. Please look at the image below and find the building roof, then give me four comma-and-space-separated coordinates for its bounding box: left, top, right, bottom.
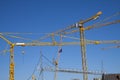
102, 74, 120, 80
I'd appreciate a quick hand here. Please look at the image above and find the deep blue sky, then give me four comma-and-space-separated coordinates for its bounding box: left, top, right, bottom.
0, 0, 120, 80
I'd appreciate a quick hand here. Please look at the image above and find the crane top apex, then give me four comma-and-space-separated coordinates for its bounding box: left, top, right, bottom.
97, 11, 102, 16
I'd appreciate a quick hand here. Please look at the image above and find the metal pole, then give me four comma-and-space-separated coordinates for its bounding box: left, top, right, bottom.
9, 44, 15, 80
54, 35, 62, 80
79, 24, 88, 80
78, 11, 102, 80
40, 50, 44, 80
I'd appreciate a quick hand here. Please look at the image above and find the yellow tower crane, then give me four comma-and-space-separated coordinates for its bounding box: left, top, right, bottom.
36, 11, 120, 80
0, 34, 120, 80
53, 35, 63, 80
0, 34, 14, 80
0, 11, 120, 80
33, 11, 120, 80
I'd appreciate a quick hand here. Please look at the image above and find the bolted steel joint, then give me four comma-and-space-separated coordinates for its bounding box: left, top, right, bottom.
75, 23, 83, 28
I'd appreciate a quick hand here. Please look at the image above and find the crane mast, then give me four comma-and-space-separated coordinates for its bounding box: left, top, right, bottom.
0, 34, 14, 80
79, 25, 88, 80
1, 11, 120, 80
9, 44, 14, 80
77, 11, 102, 80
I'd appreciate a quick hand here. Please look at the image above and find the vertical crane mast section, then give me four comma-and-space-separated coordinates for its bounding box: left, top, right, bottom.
9, 44, 15, 80
78, 11, 102, 80
79, 25, 88, 80
54, 35, 62, 80
0, 34, 15, 80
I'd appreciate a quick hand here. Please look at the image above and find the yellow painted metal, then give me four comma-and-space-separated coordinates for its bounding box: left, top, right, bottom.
9, 44, 14, 80
78, 11, 102, 80
0, 34, 14, 80
1, 11, 120, 80
94, 41, 100, 44
0, 34, 12, 45
79, 26, 88, 80
9, 62, 14, 80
